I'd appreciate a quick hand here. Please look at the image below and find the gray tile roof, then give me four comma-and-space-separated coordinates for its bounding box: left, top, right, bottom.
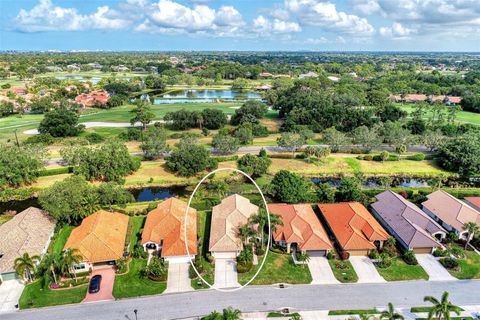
0, 207, 56, 274
371, 191, 445, 249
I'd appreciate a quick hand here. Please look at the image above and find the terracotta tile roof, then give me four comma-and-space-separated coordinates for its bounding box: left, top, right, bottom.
141, 198, 197, 257
372, 191, 445, 249
268, 203, 332, 251
319, 202, 389, 251
64, 210, 129, 263
0, 207, 56, 274
464, 197, 480, 211
209, 194, 259, 252
422, 190, 480, 232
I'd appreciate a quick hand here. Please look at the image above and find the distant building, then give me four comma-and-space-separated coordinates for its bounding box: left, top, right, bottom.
133, 67, 146, 72
327, 76, 340, 82
255, 84, 272, 91
391, 94, 462, 105
259, 72, 273, 78
66, 64, 81, 71
75, 90, 109, 107
299, 72, 319, 79
87, 62, 103, 69
46, 66, 63, 72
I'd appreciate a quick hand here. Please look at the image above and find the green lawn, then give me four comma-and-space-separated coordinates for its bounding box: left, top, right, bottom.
50, 225, 75, 255
19, 280, 87, 309
328, 259, 358, 283
376, 257, 429, 281
0, 214, 13, 225
398, 104, 480, 126
448, 247, 480, 279
127, 216, 145, 250
112, 258, 166, 299
328, 309, 379, 315
238, 251, 312, 285
191, 210, 215, 289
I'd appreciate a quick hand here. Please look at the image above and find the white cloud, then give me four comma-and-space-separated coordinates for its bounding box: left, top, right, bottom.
14, 0, 130, 32
351, 0, 381, 15
379, 22, 416, 39
284, 0, 375, 36
253, 15, 301, 34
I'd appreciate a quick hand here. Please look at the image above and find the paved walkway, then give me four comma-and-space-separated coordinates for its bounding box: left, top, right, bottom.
82, 268, 115, 303
416, 254, 457, 281
164, 262, 193, 293
23, 121, 166, 135
307, 256, 340, 285
213, 258, 240, 289
349, 256, 386, 283
0, 280, 24, 313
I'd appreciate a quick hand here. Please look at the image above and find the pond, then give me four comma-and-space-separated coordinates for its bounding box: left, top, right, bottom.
153, 89, 262, 104
311, 177, 480, 188
128, 186, 188, 202
55, 75, 101, 84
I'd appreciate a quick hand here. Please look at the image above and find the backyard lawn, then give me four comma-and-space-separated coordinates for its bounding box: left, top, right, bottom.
376, 257, 429, 281
398, 104, 480, 126
50, 225, 75, 254
191, 210, 215, 289
19, 281, 87, 309
238, 251, 312, 285
328, 259, 358, 283
112, 258, 166, 299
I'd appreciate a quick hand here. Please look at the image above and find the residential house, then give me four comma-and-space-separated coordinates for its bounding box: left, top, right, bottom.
464, 197, 480, 211
299, 71, 318, 79
422, 190, 480, 239
268, 203, 333, 255
209, 194, 259, 258
0, 208, 56, 282
371, 191, 446, 253
141, 198, 197, 263
75, 90, 109, 107
64, 210, 129, 273
259, 72, 273, 78
327, 76, 340, 82
255, 84, 272, 91
319, 202, 389, 256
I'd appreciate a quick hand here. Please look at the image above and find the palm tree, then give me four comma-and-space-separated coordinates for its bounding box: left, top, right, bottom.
463, 222, 479, 249
297, 252, 311, 268
424, 291, 462, 320
203, 311, 223, 320
222, 307, 242, 320
42, 253, 61, 284
268, 213, 284, 248
304, 146, 316, 163
14, 253, 40, 282
249, 211, 267, 249
60, 249, 83, 282
380, 303, 404, 320
238, 225, 256, 246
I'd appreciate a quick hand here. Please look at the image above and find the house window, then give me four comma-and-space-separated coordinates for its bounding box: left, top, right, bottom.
73, 263, 86, 270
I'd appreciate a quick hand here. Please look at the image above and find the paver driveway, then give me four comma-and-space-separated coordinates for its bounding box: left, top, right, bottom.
165, 262, 193, 293
83, 267, 115, 303
0, 279, 24, 312
416, 254, 456, 281
349, 256, 386, 283
307, 254, 339, 284
214, 258, 240, 289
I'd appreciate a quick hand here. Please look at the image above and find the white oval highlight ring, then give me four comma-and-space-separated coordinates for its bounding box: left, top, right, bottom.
184, 167, 271, 292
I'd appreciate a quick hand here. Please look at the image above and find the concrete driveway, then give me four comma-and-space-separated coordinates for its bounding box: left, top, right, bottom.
83, 267, 115, 303
165, 262, 193, 293
214, 258, 240, 289
349, 256, 386, 283
307, 255, 340, 284
0, 279, 24, 312
416, 254, 457, 281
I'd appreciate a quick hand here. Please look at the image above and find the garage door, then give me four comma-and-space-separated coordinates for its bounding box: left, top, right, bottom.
413, 247, 433, 254
308, 250, 326, 257
213, 251, 237, 259
1, 272, 18, 281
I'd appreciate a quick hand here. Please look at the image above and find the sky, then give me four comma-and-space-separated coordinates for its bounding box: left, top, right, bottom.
0, 0, 480, 52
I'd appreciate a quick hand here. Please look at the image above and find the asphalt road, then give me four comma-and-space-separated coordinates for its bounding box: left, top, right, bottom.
4, 280, 480, 320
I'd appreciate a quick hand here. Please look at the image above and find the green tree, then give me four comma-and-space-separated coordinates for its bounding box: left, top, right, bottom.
277, 132, 305, 158
14, 252, 40, 282
60, 249, 83, 282
230, 100, 268, 125
424, 291, 462, 320
322, 127, 350, 152
130, 100, 155, 130
212, 132, 240, 154
270, 170, 314, 203
96, 182, 135, 210
316, 182, 336, 203
422, 130, 446, 152
237, 152, 271, 178
166, 139, 218, 176
234, 126, 254, 145
437, 135, 480, 176
336, 177, 364, 202
38, 108, 83, 137
380, 303, 404, 320
201, 108, 228, 130
0, 145, 44, 187
141, 125, 169, 159
39, 176, 98, 224
297, 252, 310, 268
463, 222, 479, 249
352, 126, 381, 152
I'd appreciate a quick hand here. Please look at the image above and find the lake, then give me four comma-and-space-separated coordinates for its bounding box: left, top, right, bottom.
153, 89, 262, 104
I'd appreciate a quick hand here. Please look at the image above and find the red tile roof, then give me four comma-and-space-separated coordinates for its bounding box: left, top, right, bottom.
268, 203, 332, 251
465, 197, 480, 211
319, 202, 389, 251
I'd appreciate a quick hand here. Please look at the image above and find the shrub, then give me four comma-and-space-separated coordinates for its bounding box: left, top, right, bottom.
141, 257, 167, 281
255, 247, 265, 256
119, 127, 143, 141
356, 156, 364, 160
368, 249, 380, 260
440, 257, 459, 269
402, 250, 418, 265
85, 132, 104, 144
340, 251, 350, 260
432, 248, 449, 257
364, 155, 373, 161
24, 133, 55, 145
398, 190, 409, 199
450, 247, 465, 259
350, 148, 367, 154
377, 253, 393, 268
326, 251, 335, 260
407, 153, 426, 161
236, 261, 253, 273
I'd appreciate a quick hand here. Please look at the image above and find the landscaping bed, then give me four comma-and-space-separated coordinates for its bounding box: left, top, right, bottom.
19, 280, 87, 309
328, 259, 358, 283
445, 245, 480, 279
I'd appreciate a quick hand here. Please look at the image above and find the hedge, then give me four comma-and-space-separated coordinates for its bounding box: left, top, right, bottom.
210, 155, 239, 162
38, 167, 73, 177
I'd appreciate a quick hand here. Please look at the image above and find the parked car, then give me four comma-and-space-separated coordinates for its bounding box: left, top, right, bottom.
88, 275, 102, 294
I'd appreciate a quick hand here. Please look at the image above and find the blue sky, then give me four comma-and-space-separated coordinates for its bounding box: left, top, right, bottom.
1, 0, 480, 51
